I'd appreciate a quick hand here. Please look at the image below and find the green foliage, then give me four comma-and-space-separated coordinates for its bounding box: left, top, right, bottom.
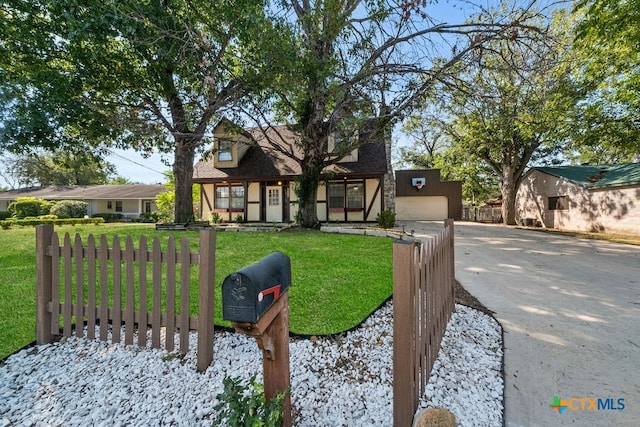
138, 212, 160, 223
376, 209, 396, 229
155, 190, 175, 223
91, 213, 124, 222
155, 172, 201, 223
0, 217, 104, 229
6, 151, 116, 186
403, 11, 578, 224
214, 374, 287, 427
1, 0, 283, 223
0, 211, 12, 220
37, 215, 58, 220
49, 200, 88, 219
234, 214, 244, 224
7, 197, 52, 218
210, 212, 223, 224
571, 0, 640, 154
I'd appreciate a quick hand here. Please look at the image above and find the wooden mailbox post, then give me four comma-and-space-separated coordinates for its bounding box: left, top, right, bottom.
231, 292, 291, 427
221, 252, 292, 426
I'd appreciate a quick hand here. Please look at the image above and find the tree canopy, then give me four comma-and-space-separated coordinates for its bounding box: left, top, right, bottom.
571, 0, 640, 158
241, 0, 555, 227
2, 0, 577, 227
401, 7, 578, 224
3, 151, 117, 187
1, 0, 282, 222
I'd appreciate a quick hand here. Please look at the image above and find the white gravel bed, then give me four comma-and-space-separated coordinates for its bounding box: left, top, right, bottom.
0, 303, 502, 427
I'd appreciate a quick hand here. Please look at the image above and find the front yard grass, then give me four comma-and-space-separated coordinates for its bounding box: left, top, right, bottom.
0, 224, 393, 360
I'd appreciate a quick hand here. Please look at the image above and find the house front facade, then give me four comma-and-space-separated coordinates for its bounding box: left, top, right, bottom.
516, 163, 640, 235
0, 185, 164, 219
192, 119, 388, 223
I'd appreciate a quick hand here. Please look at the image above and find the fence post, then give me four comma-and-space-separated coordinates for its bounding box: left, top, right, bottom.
197, 228, 216, 372
445, 219, 455, 315
36, 224, 54, 344
393, 239, 417, 427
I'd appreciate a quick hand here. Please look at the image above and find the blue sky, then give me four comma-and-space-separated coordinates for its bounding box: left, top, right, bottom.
106, 148, 170, 184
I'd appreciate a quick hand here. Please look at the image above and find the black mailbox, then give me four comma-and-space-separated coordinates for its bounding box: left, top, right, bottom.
222, 252, 291, 323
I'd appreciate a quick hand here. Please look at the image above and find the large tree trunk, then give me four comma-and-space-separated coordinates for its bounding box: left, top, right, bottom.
296, 171, 321, 228
173, 139, 196, 223
500, 165, 519, 225
296, 148, 324, 229
295, 89, 329, 228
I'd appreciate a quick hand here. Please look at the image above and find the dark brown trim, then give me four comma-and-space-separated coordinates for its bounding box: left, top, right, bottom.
202, 187, 213, 213
365, 177, 382, 221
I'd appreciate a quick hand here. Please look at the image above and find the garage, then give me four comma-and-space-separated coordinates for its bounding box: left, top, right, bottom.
394, 170, 462, 221
395, 195, 449, 220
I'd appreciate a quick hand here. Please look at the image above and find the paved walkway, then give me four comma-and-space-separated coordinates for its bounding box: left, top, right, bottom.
401, 221, 640, 427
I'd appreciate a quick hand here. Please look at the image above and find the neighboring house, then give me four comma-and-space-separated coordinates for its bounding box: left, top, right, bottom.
394, 169, 462, 220
193, 119, 389, 223
0, 185, 165, 219
516, 163, 640, 235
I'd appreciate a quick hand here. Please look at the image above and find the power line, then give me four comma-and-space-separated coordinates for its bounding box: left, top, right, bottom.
106, 148, 169, 177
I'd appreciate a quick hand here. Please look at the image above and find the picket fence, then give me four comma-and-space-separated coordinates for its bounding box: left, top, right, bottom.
35, 224, 215, 372
393, 219, 456, 427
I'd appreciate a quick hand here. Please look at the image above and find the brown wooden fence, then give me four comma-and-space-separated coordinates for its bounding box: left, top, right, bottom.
393, 219, 456, 427
35, 224, 216, 372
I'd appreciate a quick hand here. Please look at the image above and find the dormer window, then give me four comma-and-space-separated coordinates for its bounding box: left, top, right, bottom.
217, 139, 233, 162
329, 129, 359, 162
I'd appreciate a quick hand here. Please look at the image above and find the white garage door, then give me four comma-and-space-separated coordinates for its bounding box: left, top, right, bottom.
395, 196, 448, 220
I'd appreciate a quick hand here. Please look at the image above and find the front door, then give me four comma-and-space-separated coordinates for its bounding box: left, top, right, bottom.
266, 186, 282, 222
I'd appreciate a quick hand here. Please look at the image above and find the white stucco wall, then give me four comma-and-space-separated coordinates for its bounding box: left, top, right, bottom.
516, 170, 640, 235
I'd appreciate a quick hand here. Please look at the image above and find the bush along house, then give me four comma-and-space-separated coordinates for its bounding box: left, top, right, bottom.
193, 118, 389, 223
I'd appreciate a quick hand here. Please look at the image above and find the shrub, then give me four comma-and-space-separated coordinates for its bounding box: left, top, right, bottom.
91, 212, 124, 222
155, 190, 175, 223
139, 212, 161, 223
234, 214, 244, 223
50, 200, 88, 219
7, 197, 52, 218
376, 209, 396, 229
210, 212, 223, 224
38, 215, 58, 220
214, 374, 287, 427
1, 217, 103, 228
0, 211, 12, 220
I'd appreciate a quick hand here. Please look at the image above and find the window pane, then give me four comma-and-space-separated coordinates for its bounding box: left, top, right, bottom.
115, 201, 123, 212
549, 196, 568, 211
328, 184, 344, 208
231, 186, 244, 209
215, 187, 229, 209
218, 140, 233, 161
268, 189, 280, 206
346, 183, 363, 208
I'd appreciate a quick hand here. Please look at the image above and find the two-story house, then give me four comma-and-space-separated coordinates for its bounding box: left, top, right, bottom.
192, 118, 389, 223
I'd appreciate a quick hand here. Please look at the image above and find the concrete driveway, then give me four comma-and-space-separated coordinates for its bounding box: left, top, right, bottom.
400, 221, 640, 427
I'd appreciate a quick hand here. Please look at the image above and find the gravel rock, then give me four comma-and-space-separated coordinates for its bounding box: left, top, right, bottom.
0, 303, 502, 426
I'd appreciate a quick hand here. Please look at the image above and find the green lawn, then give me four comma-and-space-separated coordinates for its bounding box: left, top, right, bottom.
0, 224, 393, 360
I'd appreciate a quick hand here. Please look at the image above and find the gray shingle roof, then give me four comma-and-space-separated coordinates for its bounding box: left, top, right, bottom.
0, 184, 166, 201
193, 124, 387, 181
